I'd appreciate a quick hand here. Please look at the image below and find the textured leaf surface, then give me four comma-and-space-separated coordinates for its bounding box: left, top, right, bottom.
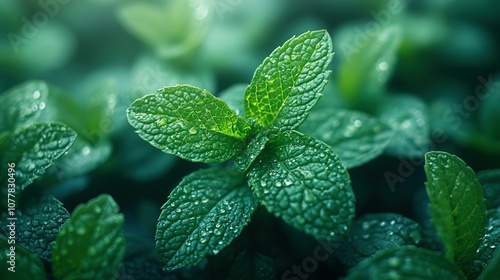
234, 129, 270, 172
424, 151, 487, 269
247, 130, 355, 241
156, 168, 258, 271
333, 213, 428, 267
345, 246, 464, 280
0, 235, 47, 279
227, 250, 276, 280
0, 123, 76, 197
477, 169, 500, 209
467, 208, 500, 279
379, 95, 429, 157
127, 85, 251, 162
52, 194, 125, 280
300, 109, 393, 168
0, 80, 48, 132
478, 242, 500, 280
244, 30, 333, 130
0, 196, 69, 261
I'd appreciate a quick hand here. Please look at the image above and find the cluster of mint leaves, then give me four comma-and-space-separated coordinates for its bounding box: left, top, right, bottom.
342, 151, 499, 280
0, 82, 125, 279
127, 30, 359, 270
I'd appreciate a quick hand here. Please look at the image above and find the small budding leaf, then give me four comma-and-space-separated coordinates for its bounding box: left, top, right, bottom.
0, 235, 48, 279
52, 194, 126, 280
344, 246, 464, 280
155, 167, 259, 271
0, 196, 69, 261
300, 109, 393, 168
0, 123, 76, 197
379, 94, 429, 157
0, 80, 48, 132
127, 85, 251, 163
247, 130, 355, 241
244, 30, 333, 131
333, 213, 429, 267
424, 151, 487, 270
234, 129, 270, 172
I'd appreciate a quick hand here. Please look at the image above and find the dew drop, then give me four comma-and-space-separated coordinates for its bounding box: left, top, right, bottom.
275, 182, 282, 188
354, 120, 362, 128
378, 61, 389, 71
189, 127, 199, 135
202, 198, 209, 203
33, 90, 41, 99
82, 146, 91, 155
284, 179, 293, 186
260, 181, 267, 187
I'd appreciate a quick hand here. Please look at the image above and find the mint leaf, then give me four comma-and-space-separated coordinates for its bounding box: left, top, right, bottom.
334, 213, 428, 267
52, 194, 126, 280
336, 25, 401, 108
227, 250, 276, 280
467, 208, 500, 279
0, 123, 76, 196
299, 109, 393, 168
0, 80, 48, 132
0, 195, 69, 261
477, 169, 500, 209
247, 130, 355, 241
0, 235, 47, 279
424, 151, 487, 269
345, 246, 464, 280
234, 129, 270, 172
244, 30, 333, 130
156, 167, 258, 271
127, 85, 251, 163
478, 241, 500, 280
379, 95, 429, 157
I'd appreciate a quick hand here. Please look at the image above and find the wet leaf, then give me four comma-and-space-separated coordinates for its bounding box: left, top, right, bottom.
156, 168, 258, 271
424, 151, 487, 270
244, 30, 333, 130
247, 130, 355, 241
52, 194, 125, 280
0, 80, 48, 132
345, 246, 464, 280
127, 85, 251, 163
300, 109, 393, 168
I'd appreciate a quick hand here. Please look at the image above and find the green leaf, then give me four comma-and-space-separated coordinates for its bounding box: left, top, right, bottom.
467, 208, 500, 279
478, 241, 500, 280
0, 80, 48, 132
234, 129, 270, 172
244, 30, 333, 130
333, 213, 429, 267
424, 151, 487, 269
247, 130, 355, 241
344, 246, 464, 280
0, 235, 48, 280
0, 123, 76, 196
155, 167, 258, 271
477, 169, 500, 209
379, 94, 429, 157
226, 250, 276, 280
336, 25, 401, 108
52, 194, 126, 280
0, 195, 69, 261
299, 109, 393, 168
127, 85, 251, 163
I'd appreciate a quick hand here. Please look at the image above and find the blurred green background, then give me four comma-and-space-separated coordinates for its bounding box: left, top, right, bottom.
1, 0, 500, 278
